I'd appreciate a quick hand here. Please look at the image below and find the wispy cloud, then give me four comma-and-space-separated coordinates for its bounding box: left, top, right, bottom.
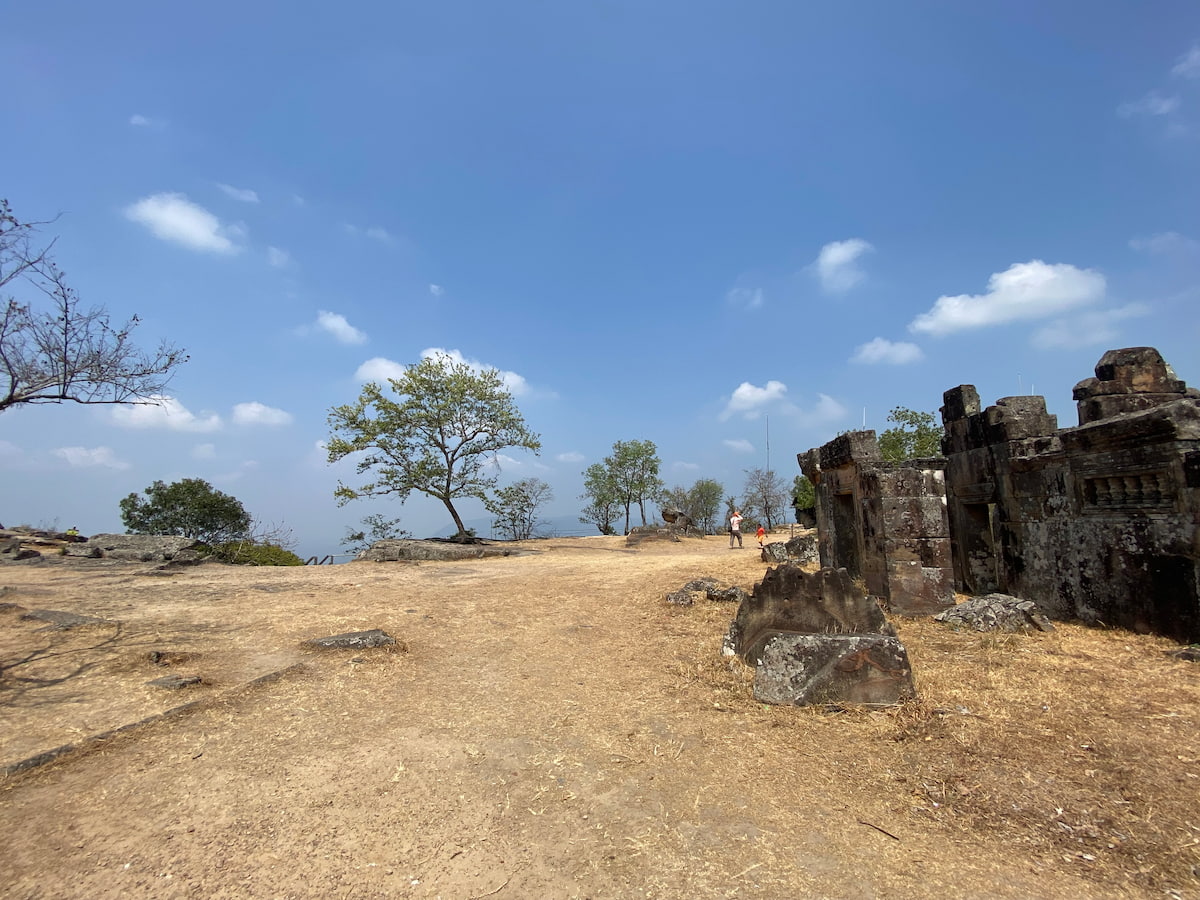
267, 246, 291, 268
315, 311, 367, 345
111, 396, 222, 432
1117, 91, 1180, 118
429, 284, 444, 297
909, 260, 1105, 337
811, 238, 874, 293
556, 451, 584, 463
217, 183, 259, 204
850, 337, 924, 365
724, 438, 755, 453
1031, 304, 1151, 350
52, 446, 130, 470
232, 401, 293, 426
1129, 231, 1200, 255
192, 443, 217, 460
129, 113, 166, 129
672, 461, 701, 472
726, 286, 764, 310
365, 227, 393, 243
124, 193, 242, 254
1172, 44, 1200, 79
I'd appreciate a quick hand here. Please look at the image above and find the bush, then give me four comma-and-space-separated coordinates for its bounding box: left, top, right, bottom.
201, 542, 304, 566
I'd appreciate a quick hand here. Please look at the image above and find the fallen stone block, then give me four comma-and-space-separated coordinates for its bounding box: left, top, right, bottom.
304, 629, 401, 650
934, 593, 1055, 632
146, 674, 203, 690
754, 633, 915, 707
20, 609, 115, 629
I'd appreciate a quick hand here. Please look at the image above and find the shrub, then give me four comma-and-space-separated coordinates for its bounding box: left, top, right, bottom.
202, 541, 304, 566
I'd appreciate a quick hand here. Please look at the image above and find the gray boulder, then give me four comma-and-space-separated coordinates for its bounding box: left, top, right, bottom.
66, 534, 199, 562
304, 629, 401, 650
754, 633, 915, 707
934, 593, 1055, 632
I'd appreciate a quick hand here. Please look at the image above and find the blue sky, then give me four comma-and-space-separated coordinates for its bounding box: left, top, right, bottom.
3, 1, 1199, 558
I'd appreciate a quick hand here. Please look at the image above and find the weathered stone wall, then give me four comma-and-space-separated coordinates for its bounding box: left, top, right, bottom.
798, 432, 954, 616
941, 347, 1200, 643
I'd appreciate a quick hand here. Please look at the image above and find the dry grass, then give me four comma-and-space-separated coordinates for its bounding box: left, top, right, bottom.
1, 539, 1198, 898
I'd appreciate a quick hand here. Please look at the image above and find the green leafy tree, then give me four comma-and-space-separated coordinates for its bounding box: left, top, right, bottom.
1, 199, 186, 413
326, 353, 541, 537
486, 477, 554, 540
792, 475, 815, 510
579, 463, 622, 535
341, 513, 409, 555
742, 467, 789, 530
119, 478, 252, 545
605, 439, 664, 534
688, 478, 724, 534
878, 406, 942, 461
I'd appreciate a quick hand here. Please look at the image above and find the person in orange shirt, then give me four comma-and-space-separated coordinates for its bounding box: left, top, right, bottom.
756, 525, 766, 549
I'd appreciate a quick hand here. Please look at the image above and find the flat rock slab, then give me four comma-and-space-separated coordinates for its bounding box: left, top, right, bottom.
358, 540, 517, 562
145, 674, 203, 690
754, 633, 916, 708
665, 578, 749, 606
20, 608, 115, 629
304, 629, 399, 650
934, 593, 1055, 632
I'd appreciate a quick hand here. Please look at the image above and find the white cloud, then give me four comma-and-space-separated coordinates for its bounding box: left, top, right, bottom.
909, 260, 1106, 337
0, 439, 20, 457
672, 461, 701, 472
355, 350, 533, 396
720, 380, 791, 421
52, 446, 130, 470
556, 451, 585, 463
124, 193, 242, 254
812, 238, 874, 293
429, 284, 445, 297
726, 286, 764, 310
217, 183, 259, 204
420, 347, 529, 396
1031, 303, 1151, 350
482, 453, 522, 472
316, 311, 367, 345
129, 114, 150, 126
192, 443, 217, 460
811, 393, 848, 423
724, 438, 755, 453
1129, 231, 1200, 255
1172, 44, 1200, 79
365, 227, 392, 243
111, 395, 222, 432
232, 401, 293, 426
129, 113, 166, 129
850, 337, 924, 365
267, 246, 291, 268
1117, 92, 1180, 118
356, 357, 407, 382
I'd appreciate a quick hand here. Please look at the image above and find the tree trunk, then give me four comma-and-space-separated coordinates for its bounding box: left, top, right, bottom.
623, 502, 631, 535
638, 499, 647, 527
443, 498, 467, 537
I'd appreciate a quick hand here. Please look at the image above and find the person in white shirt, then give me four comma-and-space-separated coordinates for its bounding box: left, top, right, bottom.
729, 510, 744, 548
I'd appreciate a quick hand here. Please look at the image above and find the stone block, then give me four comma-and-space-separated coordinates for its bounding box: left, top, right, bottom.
753, 633, 915, 707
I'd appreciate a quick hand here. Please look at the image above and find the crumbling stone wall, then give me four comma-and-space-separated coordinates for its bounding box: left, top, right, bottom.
941, 348, 1200, 643
797, 432, 954, 616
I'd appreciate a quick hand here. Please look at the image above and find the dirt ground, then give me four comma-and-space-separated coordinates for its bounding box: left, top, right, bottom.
2, 535, 1198, 899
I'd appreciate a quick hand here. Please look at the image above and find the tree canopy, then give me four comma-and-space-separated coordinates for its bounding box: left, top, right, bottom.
878, 406, 943, 461
742, 467, 790, 530
119, 478, 252, 545
792, 474, 815, 510
583, 439, 664, 535
1, 198, 186, 413
661, 477, 724, 534
579, 462, 623, 535
486, 477, 554, 540
326, 353, 541, 536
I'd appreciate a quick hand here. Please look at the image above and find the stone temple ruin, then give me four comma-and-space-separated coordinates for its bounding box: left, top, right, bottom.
799, 347, 1200, 644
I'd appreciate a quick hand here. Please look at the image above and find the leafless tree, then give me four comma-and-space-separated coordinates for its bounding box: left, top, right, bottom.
1, 198, 186, 413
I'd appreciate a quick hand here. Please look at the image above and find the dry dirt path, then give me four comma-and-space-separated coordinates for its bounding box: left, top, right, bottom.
0, 537, 1182, 898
